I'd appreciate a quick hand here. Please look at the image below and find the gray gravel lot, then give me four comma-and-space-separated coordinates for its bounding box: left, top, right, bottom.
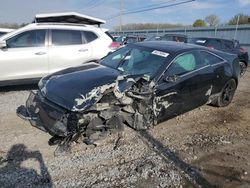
0, 70, 250, 187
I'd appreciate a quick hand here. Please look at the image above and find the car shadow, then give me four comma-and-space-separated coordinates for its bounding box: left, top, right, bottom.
0, 144, 52, 187
138, 130, 214, 188
0, 84, 38, 92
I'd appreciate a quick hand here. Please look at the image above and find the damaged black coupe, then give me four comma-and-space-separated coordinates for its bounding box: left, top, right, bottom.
17, 41, 240, 146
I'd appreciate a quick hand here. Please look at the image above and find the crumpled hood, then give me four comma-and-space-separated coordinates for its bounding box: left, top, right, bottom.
41, 62, 121, 111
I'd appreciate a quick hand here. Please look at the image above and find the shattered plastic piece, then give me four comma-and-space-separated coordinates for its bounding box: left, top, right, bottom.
205, 85, 213, 96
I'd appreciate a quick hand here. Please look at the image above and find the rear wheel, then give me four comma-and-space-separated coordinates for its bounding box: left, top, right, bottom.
239, 61, 247, 77
213, 79, 237, 107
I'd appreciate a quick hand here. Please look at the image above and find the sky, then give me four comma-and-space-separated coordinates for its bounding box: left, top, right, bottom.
0, 0, 250, 30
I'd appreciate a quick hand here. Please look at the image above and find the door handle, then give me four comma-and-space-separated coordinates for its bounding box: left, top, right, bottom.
35, 52, 46, 55
78, 49, 88, 52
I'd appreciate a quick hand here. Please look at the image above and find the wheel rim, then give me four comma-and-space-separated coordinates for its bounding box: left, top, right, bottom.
239, 62, 247, 77
221, 81, 236, 104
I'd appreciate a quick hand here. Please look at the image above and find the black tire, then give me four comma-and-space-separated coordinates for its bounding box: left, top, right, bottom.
239, 61, 247, 77
213, 79, 237, 107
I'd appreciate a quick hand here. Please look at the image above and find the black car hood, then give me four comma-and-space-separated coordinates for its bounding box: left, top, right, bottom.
42, 62, 122, 111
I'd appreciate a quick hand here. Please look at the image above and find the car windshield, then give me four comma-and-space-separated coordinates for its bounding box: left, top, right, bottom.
100, 45, 168, 79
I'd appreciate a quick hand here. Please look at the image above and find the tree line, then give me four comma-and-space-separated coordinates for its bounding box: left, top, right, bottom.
114, 13, 250, 31
0, 23, 27, 29
0, 13, 249, 31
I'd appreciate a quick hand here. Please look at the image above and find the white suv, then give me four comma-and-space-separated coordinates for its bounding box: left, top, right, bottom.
0, 23, 113, 86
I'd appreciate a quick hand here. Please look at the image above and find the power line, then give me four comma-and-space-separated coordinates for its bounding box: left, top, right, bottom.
83, 0, 105, 10
89, 0, 106, 9
106, 0, 195, 20
83, 0, 99, 8
121, 0, 176, 13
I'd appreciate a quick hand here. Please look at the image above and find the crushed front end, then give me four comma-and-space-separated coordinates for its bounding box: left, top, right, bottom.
17, 77, 157, 146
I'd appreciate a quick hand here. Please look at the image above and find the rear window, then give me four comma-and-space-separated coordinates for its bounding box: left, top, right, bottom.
198, 51, 224, 65
222, 40, 234, 50
161, 35, 186, 42
52, 29, 82, 46
125, 37, 137, 43
206, 39, 222, 49
83, 31, 98, 43
188, 38, 207, 45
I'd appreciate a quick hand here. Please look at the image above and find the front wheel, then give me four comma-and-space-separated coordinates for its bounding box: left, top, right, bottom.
213, 79, 237, 107
239, 61, 247, 77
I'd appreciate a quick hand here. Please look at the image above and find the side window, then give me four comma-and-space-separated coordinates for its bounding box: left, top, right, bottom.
198, 51, 224, 65
7, 30, 46, 48
167, 52, 196, 76
52, 30, 82, 46
83, 31, 98, 43
206, 39, 222, 49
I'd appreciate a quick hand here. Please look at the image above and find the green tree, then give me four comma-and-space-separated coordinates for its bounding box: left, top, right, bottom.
205, 15, 220, 26
228, 13, 250, 25
193, 19, 206, 27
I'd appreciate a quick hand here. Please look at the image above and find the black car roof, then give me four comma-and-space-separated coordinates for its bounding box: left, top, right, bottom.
132, 41, 205, 54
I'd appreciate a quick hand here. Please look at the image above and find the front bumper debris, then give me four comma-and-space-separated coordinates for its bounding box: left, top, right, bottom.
16, 91, 68, 137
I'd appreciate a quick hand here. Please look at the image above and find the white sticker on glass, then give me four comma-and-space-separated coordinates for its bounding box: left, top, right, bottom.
152, 50, 169, 57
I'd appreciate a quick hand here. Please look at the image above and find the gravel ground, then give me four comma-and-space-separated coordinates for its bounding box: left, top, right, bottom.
0, 69, 250, 187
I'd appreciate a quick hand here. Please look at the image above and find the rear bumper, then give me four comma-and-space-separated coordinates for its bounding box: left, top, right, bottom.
16, 91, 69, 137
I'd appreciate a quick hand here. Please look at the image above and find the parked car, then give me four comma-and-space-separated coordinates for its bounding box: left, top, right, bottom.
0, 28, 14, 37
104, 32, 121, 51
114, 35, 125, 43
147, 33, 187, 43
17, 41, 240, 146
112, 35, 120, 41
188, 37, 249, 76
0, 23, 114, 86
122, 35, 146, 45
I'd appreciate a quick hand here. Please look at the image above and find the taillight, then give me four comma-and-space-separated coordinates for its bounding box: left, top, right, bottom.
240, 47, 247, 53
109, 42, 120, 50
207, 45, 214, 49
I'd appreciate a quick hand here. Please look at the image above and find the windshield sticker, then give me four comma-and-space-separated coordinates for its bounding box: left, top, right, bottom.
152, 50, 169, 57
196, 40, 206, 43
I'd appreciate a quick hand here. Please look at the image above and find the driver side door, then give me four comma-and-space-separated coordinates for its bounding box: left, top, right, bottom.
155, 50, 215, 123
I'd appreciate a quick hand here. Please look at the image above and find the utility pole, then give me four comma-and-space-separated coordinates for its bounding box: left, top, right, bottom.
119, 0, 123, 32
234, 15, 240, 40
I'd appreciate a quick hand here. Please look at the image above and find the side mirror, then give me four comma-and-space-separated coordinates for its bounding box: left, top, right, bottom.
165, 75, 180, 83
0, 41, 7, 49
